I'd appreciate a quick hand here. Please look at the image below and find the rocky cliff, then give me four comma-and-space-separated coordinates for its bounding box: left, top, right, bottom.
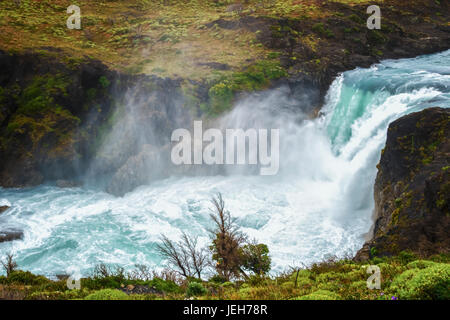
355, 107, 450, 260
0, 50, 191, 193
0, 0, 449, 195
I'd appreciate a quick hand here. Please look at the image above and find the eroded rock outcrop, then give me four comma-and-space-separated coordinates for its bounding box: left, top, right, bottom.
355, 107, 450, 260
0, 229, 23, 243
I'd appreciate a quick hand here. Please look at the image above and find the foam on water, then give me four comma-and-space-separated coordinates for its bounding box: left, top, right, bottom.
0, 50, 449, 277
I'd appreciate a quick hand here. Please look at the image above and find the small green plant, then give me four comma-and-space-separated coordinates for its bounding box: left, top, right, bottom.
293, 289, 341, 300
312, 23, 334, 38
390, 264, 450, 300
6, 270, 50, 286
85, 289, 129, 300
99, 76, 110, 89
370, 247, 378, 257
398, 251, 417, 264
186, 282, 207, 297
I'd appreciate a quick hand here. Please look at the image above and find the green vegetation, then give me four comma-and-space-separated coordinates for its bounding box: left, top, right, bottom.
186, 282, 207, 297
1, 73, 81, 159
85, 289, 129, 300
1, 252, 449, 300
208, 60, 287, 114
390, 263, 450, 300
312, 23, 335, 38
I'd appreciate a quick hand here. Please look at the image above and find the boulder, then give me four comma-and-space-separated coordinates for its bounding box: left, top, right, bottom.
56, 180, 79, 188
0, 229, 23, 243
0, 205, 10, 215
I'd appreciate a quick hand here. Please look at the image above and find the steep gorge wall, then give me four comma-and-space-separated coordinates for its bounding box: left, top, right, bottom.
355, 107, 450, 260
0, 50, 189, 190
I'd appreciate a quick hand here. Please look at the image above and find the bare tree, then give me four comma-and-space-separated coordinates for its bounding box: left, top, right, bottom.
181, 233, 208, 279
156, 232, 208, 279
128, 264, 152, 281
1, 253, 18, 277
209, 193, 248, 280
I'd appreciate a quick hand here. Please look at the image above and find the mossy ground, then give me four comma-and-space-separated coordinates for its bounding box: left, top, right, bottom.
4, 0, 442, 80
0, 252, 448, 300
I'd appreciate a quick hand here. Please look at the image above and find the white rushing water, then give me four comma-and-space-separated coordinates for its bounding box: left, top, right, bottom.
0, 50, 449, 277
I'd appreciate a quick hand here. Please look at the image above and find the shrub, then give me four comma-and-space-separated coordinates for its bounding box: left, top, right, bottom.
281, 281, 295, 290
99, 76, 110, 89
312, 23, 334, 38
240, 242, 271, 276
7, 270, 50, 286
293, 290, 341, 300
81, 276, 122, 290
390, 264, 450, 300
245, 274, 270, 286
186, 282, 207, 297
82, 264, 127, 289
149, 278, 181, 294
397, 251, 417, 264
84, 289, 129, 300
27, 289, 89, 300
209, 274, 228, 284
220, 281, 235, 289
238, 286, 252, 299
406, 260, 437, 270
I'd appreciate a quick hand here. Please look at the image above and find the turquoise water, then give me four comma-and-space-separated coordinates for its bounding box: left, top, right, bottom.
0, 50, 449, 277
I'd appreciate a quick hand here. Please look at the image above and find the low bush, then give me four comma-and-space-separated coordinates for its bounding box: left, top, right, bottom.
6, 270, 50, 286
390, 264, 450, 300
84, 289, 129, 300
186, 282, 207, 297
293, 290, 341, 300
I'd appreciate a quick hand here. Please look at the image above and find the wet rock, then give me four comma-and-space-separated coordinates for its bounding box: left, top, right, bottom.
0, 206, 10, 215
56, 180, 79, 188
353, 243, 371, 262
0, 229, 23, 243
355, 107, 450, 259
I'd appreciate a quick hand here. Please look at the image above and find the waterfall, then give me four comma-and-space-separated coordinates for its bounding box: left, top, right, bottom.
0, 50, 449, 276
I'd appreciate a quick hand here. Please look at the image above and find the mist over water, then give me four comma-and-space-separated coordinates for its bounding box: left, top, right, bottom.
0, 50, 449, 277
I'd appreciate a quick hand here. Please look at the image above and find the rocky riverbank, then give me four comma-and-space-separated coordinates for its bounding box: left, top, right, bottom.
355, 108, 450, 261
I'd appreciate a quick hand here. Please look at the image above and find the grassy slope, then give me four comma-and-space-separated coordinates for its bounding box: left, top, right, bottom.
0, 252, 449, 300
0, 0, 383, 80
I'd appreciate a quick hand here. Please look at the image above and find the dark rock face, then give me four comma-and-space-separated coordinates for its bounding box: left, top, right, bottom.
0, 0, 449, 196
355, 107, 450, 261
215, 1, 450, 97
0, 50, 192, 195
0, 50, 118, 187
